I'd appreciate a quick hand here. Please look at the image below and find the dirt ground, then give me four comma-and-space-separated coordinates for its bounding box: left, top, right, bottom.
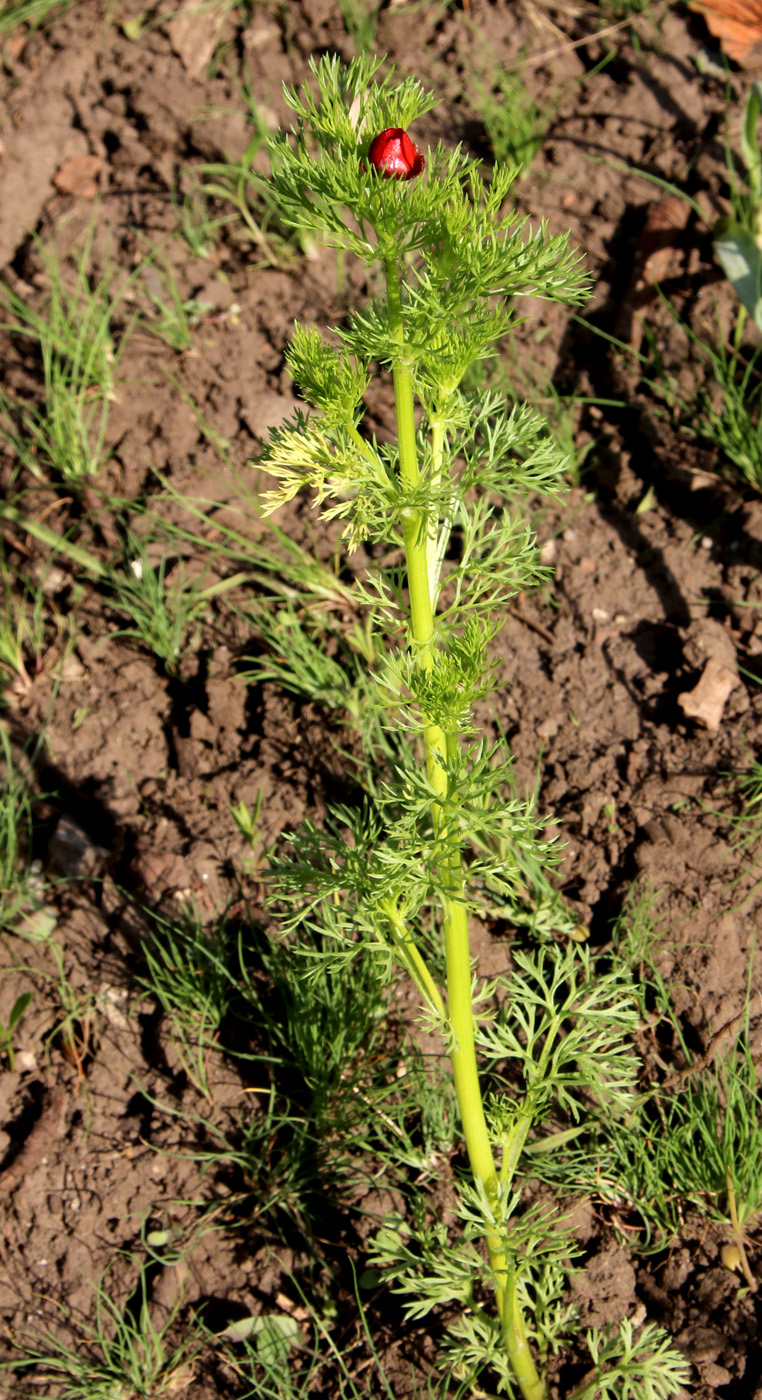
1, 0, 762, 1396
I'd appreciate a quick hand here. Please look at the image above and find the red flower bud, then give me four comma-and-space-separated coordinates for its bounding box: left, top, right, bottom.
367, 128, 425, 181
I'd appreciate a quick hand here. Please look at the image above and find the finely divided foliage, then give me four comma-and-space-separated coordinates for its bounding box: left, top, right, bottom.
259, 55, 689, 1399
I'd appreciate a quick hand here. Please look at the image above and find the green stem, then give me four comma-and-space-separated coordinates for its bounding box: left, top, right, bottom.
347, 421, 383, 470
392, 395, 433, 650
382, 900, 447, 1022
426, 414, 445, 607
382, 254, 445, 795
500, 1111, 533, 1194
382, 252, 546, 1400
505, 1271, 548, 1400
0, 502, 107, 578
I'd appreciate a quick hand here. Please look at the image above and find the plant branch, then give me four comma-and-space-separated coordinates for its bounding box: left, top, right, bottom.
383, 250, 546, 1400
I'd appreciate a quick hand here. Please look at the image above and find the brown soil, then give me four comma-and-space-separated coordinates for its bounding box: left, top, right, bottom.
1, 1, 761, 1397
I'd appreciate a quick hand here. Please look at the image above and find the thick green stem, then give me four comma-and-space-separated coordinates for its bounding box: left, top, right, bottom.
382, 254, 446, 796
383, 255, 435, 660
505, 1272, 548, 1400
383, 253, 546, 1400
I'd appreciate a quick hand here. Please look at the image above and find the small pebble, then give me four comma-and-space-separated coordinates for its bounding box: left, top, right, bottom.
539, 540, 557, 565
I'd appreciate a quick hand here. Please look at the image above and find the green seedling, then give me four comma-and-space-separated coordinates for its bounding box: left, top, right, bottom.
566, 1030, 762, 1281
0, 727, 41, 933
528, 892, 762, 1283
7, 1258, 206, 1399
136, 898, 411, 1197
0, 498, 108, 579
241, 599, 384, 736
220, 1266, 402, 1400
587, 95, 762, 487
172, 179, 229, 260
472, 59, 549, 179
232, 914, 399, 1218
0, 990, 33, 1070
0, 0, 74, 34
231, 790, 264, 850
50, 946, 97, 1081
714, 81, 762, 331
197, 85, 307, 266
148, 909, 428, 1226
655, 1035, 762, 1289
137, 907, 233, 1099
106, 533, 239, 676
641, 304, 762, 490
14, 911, 97, 1082
337, 0, 379, 55
140, 256, 214, 351
0, 546, 75, 706
255, 56, 688, 1398
0, 575, 36, 705
0, 227, 131, 483
726, 748, 762, 851
592, 295, 762, 492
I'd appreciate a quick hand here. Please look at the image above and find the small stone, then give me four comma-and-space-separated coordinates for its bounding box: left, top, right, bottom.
243, 19, 280, 51
60, 654, 85, 681
537, 717, 560, 740
99, 985, 131, 1031
38, 566, 67, 595
168, 0, 225, 76
539, 540, 557, 565
53, 154, 102, 198
678, 658, 739, 732
48, 816, 109, 878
